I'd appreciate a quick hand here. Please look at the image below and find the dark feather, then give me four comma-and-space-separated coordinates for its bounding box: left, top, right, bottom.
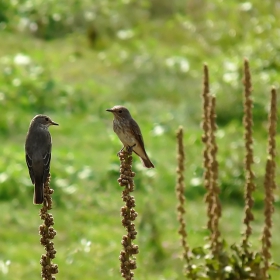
42, 152, 51, 185
130, 118, 146, 150
25, 154, 35, 184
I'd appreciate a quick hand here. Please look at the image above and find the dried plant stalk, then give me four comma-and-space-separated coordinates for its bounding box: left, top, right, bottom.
209, 96, 222, 255
202, 64, 215, 234
39, 175, 58, 280
118, 149, 139, 280
202, 65, 221, 254
176, 127, 192, 271
242, 58, 256, 249
261, 87, 277, 277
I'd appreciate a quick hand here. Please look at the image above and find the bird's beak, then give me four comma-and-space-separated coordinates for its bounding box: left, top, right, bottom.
51, 121, 59, 126
106, 109, 113, 113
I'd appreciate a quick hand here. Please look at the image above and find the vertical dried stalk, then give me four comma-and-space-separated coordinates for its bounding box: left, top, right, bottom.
209, 96, 222, 255
261, 87, 277, 277
202, 64, 215, 235
202, 65, 221, 254
39, 175, 58, 280
176, 127, 192, 272
242, 58, 256, 249
118, 149, 139, 280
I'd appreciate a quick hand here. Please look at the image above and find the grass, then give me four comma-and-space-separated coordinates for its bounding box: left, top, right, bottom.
0, 0, 280, 279
1, 199, 280, 280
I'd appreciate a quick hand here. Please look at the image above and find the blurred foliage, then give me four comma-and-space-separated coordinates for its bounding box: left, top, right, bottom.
0, 0, 280, 279
0, 53, 89, 113
187, 242, 266, 279
1, 0, 190, 39
0, 0, 279, 224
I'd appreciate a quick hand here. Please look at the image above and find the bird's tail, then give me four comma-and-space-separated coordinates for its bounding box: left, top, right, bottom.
33, 182, 44, 204
140, 157, 154, 168
133, 149, 155, 168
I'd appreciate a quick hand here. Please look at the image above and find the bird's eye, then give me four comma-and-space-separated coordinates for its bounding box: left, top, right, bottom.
119, 110, 122, 113
45, 117, 49, 121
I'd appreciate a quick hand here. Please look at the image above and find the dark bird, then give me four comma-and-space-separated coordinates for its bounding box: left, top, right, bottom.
25, 115, 58, 204
106, 105, 154, 168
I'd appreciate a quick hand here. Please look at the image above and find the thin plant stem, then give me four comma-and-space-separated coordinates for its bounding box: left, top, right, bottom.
175, 127, 195, 278
261, 87, 277, 278
39, 175, 58, 280
118, 149, 139, 280
242, 58, 256, 250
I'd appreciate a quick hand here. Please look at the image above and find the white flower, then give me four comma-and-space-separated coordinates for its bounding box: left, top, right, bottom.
14, 53, 31, 66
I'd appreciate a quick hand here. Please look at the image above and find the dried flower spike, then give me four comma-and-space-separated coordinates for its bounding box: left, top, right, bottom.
242, 58, 256, 250
39, 175, 58, 280
118, 148, 138, 280
261, 87, 277, 278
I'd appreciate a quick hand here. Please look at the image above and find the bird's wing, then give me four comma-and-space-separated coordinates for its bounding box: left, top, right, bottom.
26, 154, 35, 184
131, 119, 144, 143
130, 118, 147, 157
42, 145, 52, 185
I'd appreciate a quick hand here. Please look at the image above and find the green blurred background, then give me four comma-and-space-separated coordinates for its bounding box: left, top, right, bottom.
0, 0, 280, 279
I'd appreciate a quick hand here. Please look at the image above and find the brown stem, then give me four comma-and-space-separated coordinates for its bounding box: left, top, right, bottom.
118, 149, 139, 280
202, 64, 215, 235
242, 58, 256, 250
209, 96, 221, 255
39, 175, 58, 280
261, 87, 277, 278
175, 127, 195, 277
202, 65, 221, 255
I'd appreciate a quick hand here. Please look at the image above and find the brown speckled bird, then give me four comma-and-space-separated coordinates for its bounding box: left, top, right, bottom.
25, 115, 58, 204
106, 105, 154, 168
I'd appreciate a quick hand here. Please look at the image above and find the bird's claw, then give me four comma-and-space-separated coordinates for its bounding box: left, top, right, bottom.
117, 145, 136, 156
117, 146, 125, 156
127, 144, 136, 154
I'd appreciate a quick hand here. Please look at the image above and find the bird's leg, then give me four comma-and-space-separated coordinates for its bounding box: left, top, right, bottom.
117, 146, 125, 156
126, 144, 136, 154
117, 144, 136, 155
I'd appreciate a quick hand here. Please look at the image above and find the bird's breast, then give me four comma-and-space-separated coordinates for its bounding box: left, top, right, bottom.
113, 120, 136, 146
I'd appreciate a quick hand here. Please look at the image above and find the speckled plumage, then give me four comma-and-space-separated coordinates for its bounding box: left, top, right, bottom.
25, 115, 58, 204
107, 105, 154, 168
